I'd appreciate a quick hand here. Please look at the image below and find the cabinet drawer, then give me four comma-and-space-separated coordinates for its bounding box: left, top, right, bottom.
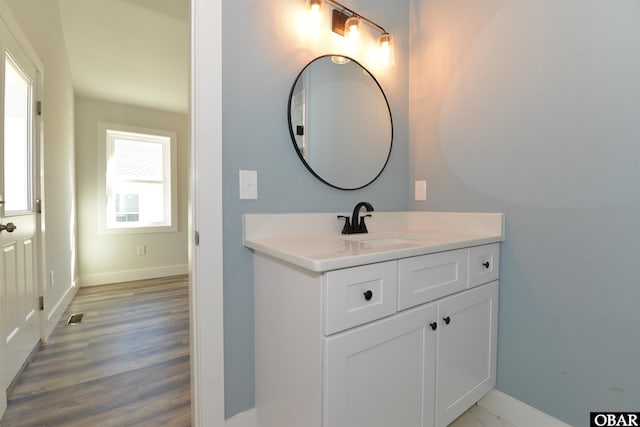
324, 261, 397, 335
468, 243, 499, 288
398, 249, 468, 311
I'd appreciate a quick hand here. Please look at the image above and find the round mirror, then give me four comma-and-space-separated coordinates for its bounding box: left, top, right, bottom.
287, 55, 393, 190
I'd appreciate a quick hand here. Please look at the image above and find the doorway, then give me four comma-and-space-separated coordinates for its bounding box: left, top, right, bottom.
0, 1, 225, 424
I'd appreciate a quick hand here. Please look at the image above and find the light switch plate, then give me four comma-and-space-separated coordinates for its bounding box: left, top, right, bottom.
239, 170, 258, 200
415, 180, 427, 201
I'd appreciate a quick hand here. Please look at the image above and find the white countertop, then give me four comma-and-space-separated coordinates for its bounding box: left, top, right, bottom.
243, 211, 504, 272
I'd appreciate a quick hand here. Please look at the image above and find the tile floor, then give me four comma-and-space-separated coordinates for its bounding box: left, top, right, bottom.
449, 404, 517, 427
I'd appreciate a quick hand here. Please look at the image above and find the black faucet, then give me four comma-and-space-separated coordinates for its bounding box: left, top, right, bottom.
337, 202, 374, 234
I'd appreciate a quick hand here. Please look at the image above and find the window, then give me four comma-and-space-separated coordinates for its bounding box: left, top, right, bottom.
98, 124, 177, 233
3, 53, 34, 214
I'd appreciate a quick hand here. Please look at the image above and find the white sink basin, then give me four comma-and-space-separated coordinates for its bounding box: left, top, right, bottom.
339, 232, 427, 248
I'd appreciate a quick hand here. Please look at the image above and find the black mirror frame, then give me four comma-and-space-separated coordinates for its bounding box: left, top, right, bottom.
287, 54, 393, 191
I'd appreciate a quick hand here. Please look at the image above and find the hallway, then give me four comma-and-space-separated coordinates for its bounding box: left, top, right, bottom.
0, 276, 190, 426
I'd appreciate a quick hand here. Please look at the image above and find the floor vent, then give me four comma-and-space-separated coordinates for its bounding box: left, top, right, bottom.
66, 313, 84, 325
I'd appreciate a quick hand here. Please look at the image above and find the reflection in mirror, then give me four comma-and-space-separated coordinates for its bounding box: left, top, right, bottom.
288, 55, 393, 190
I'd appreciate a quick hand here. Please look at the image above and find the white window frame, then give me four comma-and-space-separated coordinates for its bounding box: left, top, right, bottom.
97, 123, 177, 234
3, 52, 35, 216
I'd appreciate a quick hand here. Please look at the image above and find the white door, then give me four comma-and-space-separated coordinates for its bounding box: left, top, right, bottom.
0, 17, 41, 392
324, 304, 437, 427
435, 281, 499, 427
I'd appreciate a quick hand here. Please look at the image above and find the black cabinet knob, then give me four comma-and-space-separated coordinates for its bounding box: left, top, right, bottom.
482, 261, 490, 269
363, 290, 373, 301
429, 322, 437, 331
443, 316, 451, 325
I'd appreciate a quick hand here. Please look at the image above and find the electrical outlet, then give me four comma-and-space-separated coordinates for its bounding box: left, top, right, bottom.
137, 244, 146, 256
239, 170, 258, 200
415, 180, 427, 201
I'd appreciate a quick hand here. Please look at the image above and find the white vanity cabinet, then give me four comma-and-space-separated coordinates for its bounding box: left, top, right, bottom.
253, 243, 500, 427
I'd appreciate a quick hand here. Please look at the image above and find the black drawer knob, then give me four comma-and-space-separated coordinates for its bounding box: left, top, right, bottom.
429, 322, 437, 331
363, 290, 373, 301
443, 316, 451, 325
482, 261, 490, 269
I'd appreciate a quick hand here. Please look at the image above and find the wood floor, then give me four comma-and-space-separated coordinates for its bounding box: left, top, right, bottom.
0, 275, 191, 427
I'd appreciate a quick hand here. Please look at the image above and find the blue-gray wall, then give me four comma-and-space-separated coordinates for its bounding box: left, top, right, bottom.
410, 1, 640, 425
222, 0, 410, 417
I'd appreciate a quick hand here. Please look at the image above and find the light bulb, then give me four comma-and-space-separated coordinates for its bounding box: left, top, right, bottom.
331, 55, 351, 65
309, 0, 322, 12
345, 16, 360, 41
378, 33, 393, 67
379, 33, 391, 49
308, 0, 322, 31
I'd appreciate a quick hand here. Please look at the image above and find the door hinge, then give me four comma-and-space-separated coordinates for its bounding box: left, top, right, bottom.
194, 231, 200, 246
37, 101, 42, 116
35, 199, 42, 214
39, 296, 44, 311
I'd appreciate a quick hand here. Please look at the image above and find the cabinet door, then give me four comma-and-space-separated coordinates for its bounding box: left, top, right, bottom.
435, 281, 498, 427
324, 304, 437, 427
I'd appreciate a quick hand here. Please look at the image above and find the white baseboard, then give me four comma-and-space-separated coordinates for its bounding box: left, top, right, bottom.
47, 278, 77, 322
78, 264, 188, 287
42, 279, 79, 341
478, 389, 572, 427
225, 408, 256, 427
0, 390, 5, 423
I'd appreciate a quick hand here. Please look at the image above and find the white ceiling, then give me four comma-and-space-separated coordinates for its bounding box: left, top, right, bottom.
57, 0, 189, 114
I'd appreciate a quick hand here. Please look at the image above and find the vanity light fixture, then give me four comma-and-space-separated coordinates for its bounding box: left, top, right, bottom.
309, 0, 391, 50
